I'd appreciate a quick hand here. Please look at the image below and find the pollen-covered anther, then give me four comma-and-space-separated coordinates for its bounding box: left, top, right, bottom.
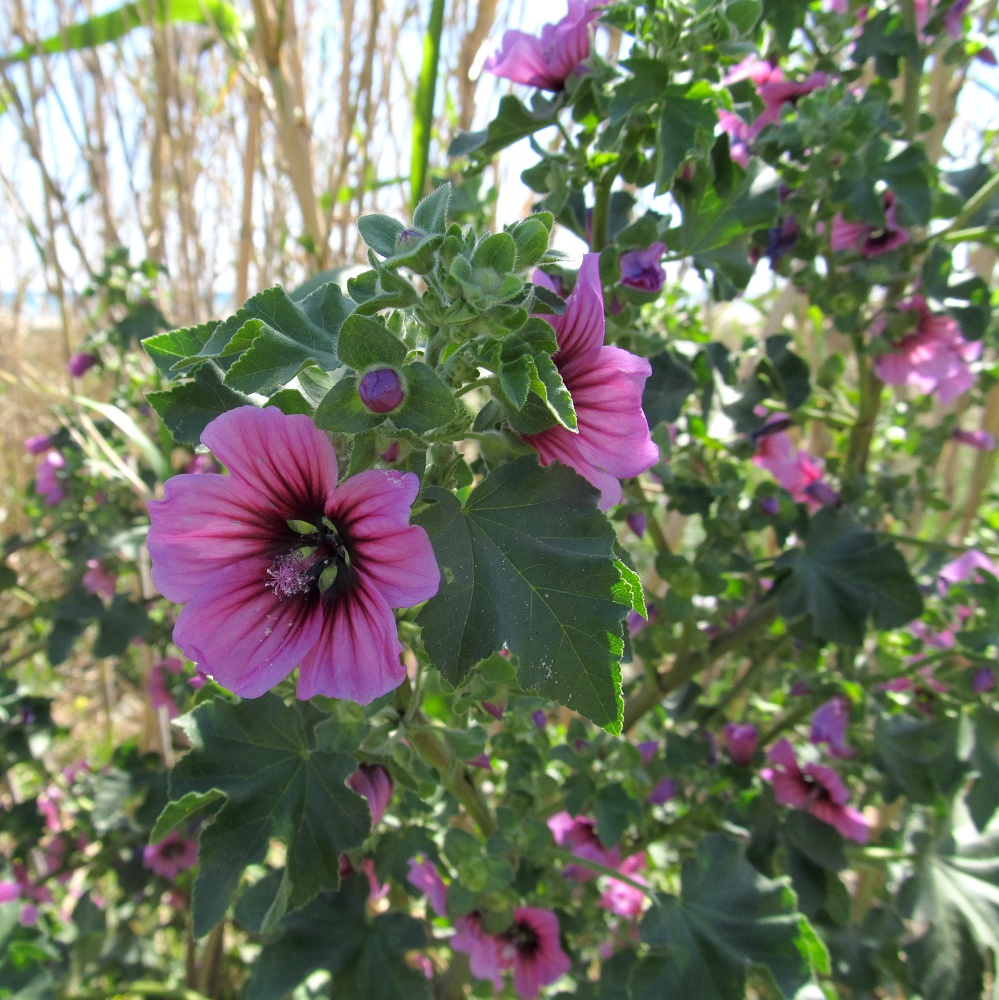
265, 553, 313, 598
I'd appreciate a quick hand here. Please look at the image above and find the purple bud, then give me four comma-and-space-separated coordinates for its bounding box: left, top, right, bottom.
24, 434, 52, 455
397, 228, 422, 249
759, 496, 780, 517
810, 696, 854, 759
358, 368, 404, 414
619, 244, 667, 293
803, 480, 841, 507
482, 701, 504, 721
953, 429, 997, 451
723, 723, 759, 767
347, 763, 393, 826
972, 667, 996, 694
467, 753, 491, 770
67, 352, 98, 377
626, 512, 647, 538
637, 741, 659, 765
648, 778, 677, 805
532, 709, 547, 728
380, 442, 400, 462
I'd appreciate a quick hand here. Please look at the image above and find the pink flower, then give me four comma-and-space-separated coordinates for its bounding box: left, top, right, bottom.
347, 763, 393, 826
143, 831, 199, 879
874, 296, 980, 404
717, 109, 752, 168
498, 907, 572, 998
752, 423, 824, 506
952, 429, 996, 450
37, 789, 63, 831
810, 696, 854, 759
407, 856, 448, 916
831, 191, 910, 257
35, 450, 66, 505
484, 1, 601, 91
523, 255, 658, 511
752, 72, 828, 136
944, 0, 971, 35
147, 656, 184, 718
82, 559, 117, 600
619, 244, 667, 293
453, 913, 505, 990
547, 812, 620, 880
722, 55, 782, 86
182, 453, 221, 475
598, 853, 648, 919
763, 739, 869, 843
648, 777, 677, 805
146, 406, 440, 703
24, 434, 52, 455
67, 352, 98, 377
939, 549, 998, 590
723, 722, 759, 766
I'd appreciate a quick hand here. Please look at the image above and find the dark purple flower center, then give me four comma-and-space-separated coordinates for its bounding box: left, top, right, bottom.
504, 919, 541, 959
265, 517, 354, 601
359, 368, 405, 413
160, 840, 188, 860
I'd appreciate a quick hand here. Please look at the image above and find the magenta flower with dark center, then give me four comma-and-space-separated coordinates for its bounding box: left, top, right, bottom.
146, 405, 440, 703
810, 696, 854, 759
498, 907, 572, 999
453, 912, 505, 990
358, 368, 405, 413
619, 243, 667, 293
874, 296, 981, 404
523, 255, 658, 511
763, 739, 869, 843
484, 0, 601, 92
723, 722, 759, 766
831, 191, 909, 257
67, 352, 99, 377
143, 831, 199, 879
347, 763, 393, 826
752, 422, 824, 506
547, 811, 620, 880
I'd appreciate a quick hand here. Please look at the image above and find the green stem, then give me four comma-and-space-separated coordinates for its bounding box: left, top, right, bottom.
622, 601, 779, 733
409, 0, 446, 213
942, 171, 999, 236
61, 985, 212, 1000
883, 532, 997, 554
758, 699, 814, 746
899, 0, 923, 141
844, 334, 883, 482
590, 172, 614, 252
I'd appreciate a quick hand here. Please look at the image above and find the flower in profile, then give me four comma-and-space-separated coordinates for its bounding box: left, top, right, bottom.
82, 559, 117, 600
939, 549, 998, 591
547, 811, 620, 880
35, 450, 66, 506
763, 739, 869, 843
523, 255, 658, 511
147, 656, 184, 719
831, 191, 909, 257
358, 368, 405, 413
752, 72, 827, 135
752, 420, 824, 506
619, 244, 667, 293
874, 296, 980, 404
67, 352, 99, 377
146, 406, 440, 703
810, 696, 854, 759
143, 831, 198, 879
347, 763, 393, 826
952, 429, 996, 450
723, 722, 759, 766
498, 907, 572, 998
24, 434, 52, 455
484, 1, 601, 92
407, 856, 448, 916
598, 853, 648, 919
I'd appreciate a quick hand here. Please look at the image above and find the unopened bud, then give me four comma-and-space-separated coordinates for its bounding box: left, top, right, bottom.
359, 368, 405, 414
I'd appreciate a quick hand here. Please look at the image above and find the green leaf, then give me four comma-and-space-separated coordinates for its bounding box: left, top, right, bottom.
347, 267, 420, 314
337, 314, 407, 370
613, 560, 647, 619
169, 695, 370, 937
150, 790, 224, 843
774, 508, 923, 645
0, 0, 244, 63
393, 363, 459, 433
765, 335, 811, 411
633, 834, 821, 1000
74, 395, 172, 481
143, 321, 219, 376
594, 784, 641, 847
415, 457, 627, 733
874, 714, 968, 805
412, 183, 451, 235
643, 350, 697, 426
93, 596, 151, 657
244, 877, 430, 1000
609, 58, 667, 125
656, 91, 718, 193
313, 376, 384, 433
472, 232, 517, 274
967, 708, 999, 831
358, 214, 406, 258
147, 363, 253, 445
449, 94, 557, 160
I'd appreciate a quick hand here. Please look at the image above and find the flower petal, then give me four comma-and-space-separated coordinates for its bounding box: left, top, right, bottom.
295, 578, 406, 703
544, 254, 606, 359
200, 405, 338, 512
172, 559, 322, 697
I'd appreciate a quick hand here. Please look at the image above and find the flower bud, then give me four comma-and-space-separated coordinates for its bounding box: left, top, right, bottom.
67, 352, 99, 377
358, 368, 404, 414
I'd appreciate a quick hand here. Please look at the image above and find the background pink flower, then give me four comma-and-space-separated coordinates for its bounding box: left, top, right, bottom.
499, 907, 572, 998
547, 811, 620, 879
146, 406, 439, 704
82, 559, 117, 600
143, 831, 198, 879
347, 763, 393, 826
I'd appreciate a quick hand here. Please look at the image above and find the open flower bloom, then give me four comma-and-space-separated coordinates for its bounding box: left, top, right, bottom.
498, 907, 572, 998
810, 696, 854, 759
752, 72, 827, 136
831, 191, 909, 257
143, 831, 199, 879
146, 406, 440, 703
524, 255, 658, 511
547, 811, 620, 880
874, 296, 980, 404
763, 739, 869, 843
752, 420, 825, 507
347, 763, 393, 826
598, 853, 648, 919
484, 0, 601, 91
453, 913, 505, 990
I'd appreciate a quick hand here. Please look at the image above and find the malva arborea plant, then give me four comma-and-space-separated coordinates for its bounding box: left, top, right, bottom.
5, 0, 999, 998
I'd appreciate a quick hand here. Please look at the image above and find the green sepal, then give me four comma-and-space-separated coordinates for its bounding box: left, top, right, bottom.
392, 363, 459, 434
314, 376, 385, 433
347, 266, 420, 315
337, 314, 408, 371
472, 232, 517, 274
